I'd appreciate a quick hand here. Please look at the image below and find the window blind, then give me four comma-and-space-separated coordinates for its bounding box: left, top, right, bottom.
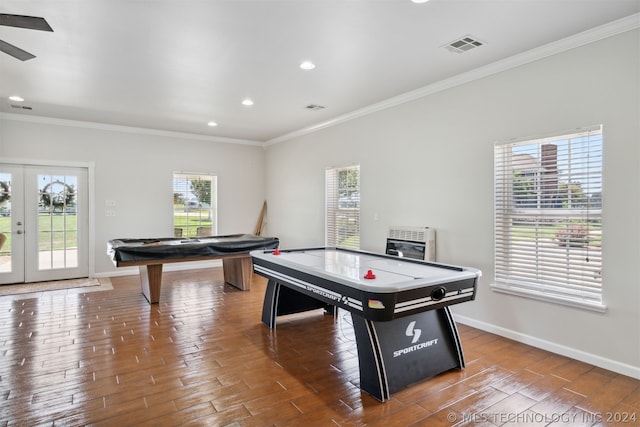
173, 173, 217, 238
326, 165, 360, 249
493, 126, 604, 311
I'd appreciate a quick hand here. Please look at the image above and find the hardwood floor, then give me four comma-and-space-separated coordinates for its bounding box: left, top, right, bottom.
0, 268, 638, 426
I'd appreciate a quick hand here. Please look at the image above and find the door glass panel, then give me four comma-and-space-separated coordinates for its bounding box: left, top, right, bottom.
37, 174, 78, 270
0, 173, 11, 273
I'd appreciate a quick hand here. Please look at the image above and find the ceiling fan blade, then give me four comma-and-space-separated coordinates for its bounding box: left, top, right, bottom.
0, 14, 53, 31
0, 39, 36, 61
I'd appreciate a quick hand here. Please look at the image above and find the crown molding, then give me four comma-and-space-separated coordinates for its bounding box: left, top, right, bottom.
0, 112, 263, 146
2, 13, 637, 147
266, 13, 640, 146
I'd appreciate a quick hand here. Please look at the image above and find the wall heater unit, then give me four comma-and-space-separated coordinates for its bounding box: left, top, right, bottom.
385, 226, 436, 262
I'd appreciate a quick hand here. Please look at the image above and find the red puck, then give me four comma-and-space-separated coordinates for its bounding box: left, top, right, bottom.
273, 248, 281, 255
364, 269, 376, 279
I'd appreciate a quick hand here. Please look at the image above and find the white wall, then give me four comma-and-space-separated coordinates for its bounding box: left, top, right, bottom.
0, 120, 267, 275
264, 30, 640, 377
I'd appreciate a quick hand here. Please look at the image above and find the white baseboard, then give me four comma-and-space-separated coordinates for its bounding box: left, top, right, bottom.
454, 314, 640, 380
93, 260, 223, 278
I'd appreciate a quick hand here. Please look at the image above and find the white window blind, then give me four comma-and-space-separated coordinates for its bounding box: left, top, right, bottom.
173, 173, 217, 238
326, 165, 360, 249
493, 126, 604, 311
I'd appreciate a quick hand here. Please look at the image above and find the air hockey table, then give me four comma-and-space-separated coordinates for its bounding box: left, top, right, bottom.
108, 234, 279, 303
251, 247, 481, 401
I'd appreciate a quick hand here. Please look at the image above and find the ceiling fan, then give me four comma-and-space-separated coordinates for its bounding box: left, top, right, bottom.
0, 13, 53, 61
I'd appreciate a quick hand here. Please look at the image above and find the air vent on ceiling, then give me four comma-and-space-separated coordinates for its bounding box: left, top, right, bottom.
444, 35, 485, 53
305, 104, 326, 111
10, 104, 32, 110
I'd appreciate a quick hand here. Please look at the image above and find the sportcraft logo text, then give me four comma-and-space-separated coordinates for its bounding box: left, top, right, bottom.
392, 320, 438, 358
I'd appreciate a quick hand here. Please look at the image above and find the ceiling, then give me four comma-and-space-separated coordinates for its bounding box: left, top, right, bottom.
1, 0, 639, 144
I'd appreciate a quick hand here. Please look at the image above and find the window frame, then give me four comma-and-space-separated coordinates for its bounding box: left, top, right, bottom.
172, 173, 217, 238
325, 165, 360, 249
492, 125, 605, 312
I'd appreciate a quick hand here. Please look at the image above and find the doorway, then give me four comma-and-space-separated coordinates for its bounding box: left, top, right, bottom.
0, 164, 89, 284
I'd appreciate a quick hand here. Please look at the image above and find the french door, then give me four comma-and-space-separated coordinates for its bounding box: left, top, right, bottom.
0, 164, 88, 284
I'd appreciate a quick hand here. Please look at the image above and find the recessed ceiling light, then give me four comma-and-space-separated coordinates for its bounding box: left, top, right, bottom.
300, 61, 316, 70
207, 121, 218, 127
411, 0, 430, 3
242, 99, 254, 106
9, 95, 24, 102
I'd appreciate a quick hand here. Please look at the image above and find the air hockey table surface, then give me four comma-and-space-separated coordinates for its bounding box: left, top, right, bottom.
252, 247, 481, 322
253, 247, 479, 292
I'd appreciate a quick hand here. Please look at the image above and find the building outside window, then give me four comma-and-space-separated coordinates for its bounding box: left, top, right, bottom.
493, 125, 603, 311
326, 165, 360, 249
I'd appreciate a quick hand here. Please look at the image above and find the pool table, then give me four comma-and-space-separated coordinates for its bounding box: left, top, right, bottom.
108, 234, 279, 303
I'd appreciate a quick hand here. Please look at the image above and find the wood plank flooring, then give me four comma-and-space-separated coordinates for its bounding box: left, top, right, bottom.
0, 268, 638, 426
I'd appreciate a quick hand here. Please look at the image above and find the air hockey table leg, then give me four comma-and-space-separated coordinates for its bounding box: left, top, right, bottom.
261, 280, 336, 328
351, 307, 465, 401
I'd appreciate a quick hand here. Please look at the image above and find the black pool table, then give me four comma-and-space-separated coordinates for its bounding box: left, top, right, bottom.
108, 233, 279, 303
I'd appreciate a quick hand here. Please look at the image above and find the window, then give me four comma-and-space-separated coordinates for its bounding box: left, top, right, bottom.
173, 173, 217, 238
493, 126, 604, 311
326, 165, 360, 249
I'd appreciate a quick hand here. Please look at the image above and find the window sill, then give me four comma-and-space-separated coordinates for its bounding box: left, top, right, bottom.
490, 283, 607, 313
